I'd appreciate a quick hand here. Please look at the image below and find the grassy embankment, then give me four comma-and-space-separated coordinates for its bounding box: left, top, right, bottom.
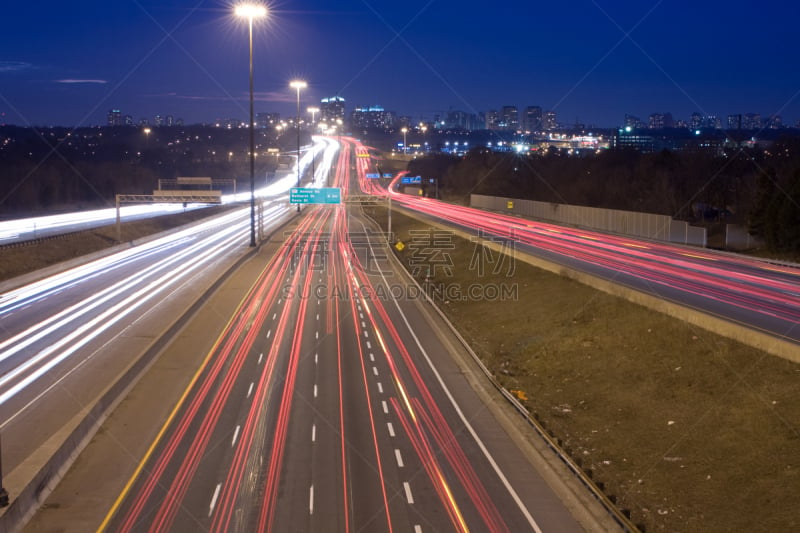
366, 204, 799, 533
0, 205, 238, 282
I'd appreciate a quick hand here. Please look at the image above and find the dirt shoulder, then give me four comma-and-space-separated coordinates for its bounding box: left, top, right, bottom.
368, 206, 800, 533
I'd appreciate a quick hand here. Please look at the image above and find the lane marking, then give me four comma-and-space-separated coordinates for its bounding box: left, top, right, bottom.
312, 424, 316, 442
403, 482, 414, 504
372, 366, 379, 376
366, 341, 372, 349
316, 331, 319, 340
272, 313, 277, 320
247, 382, 254, 398
266, 330, 271, 339
361, 321, 366, 328
415, 526, 422, 533
314, 384, 318, 398
258, 353, 264, 364
363, 331, 369, 338
231, 425, 240, 447
209, 483, 221, 516
382, 400, 389, 414
387, 422, 395, 437
377, 382, 383, 394
309, 484, 314, 515
395, 449, 404, 468
316, 313, 320, 321
359, 312, 364, 319
315, 353, 318, 364
369, 353, 375, 362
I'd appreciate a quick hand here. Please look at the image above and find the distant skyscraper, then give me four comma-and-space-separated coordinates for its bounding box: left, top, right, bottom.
500, 106, 519, 130
350, 105, 396, 130
705, 115, 722, 129
690, 112, 703, 129
123, 115, 134, 126
485, 110, 499, 130
727, 114, 742, 130
743, 113, 761, 129
107, 109, 121, 126
766, 114, 783, 129
321, 96, 346, 124
624, 114, 643, 129
445, 110, 479, 130
166, 115, 174, 127
523, 106, 542, 132
154, 115, 163, 127
648, 112, 673, 129
543, 110, 557, 131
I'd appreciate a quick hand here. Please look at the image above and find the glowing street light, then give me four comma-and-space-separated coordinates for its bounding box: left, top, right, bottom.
235, 3, 267, 247
401, 127, 408, 155
290, 80, 307, 211
307, 106, 319, 125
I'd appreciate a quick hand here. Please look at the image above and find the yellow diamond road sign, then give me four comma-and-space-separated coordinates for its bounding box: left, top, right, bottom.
395, 241, 405, 252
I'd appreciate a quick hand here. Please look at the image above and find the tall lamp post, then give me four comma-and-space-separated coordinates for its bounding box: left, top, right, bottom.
235, 3, 267, 247
401, 127, 408, 155
290, 80, 307, 212
307, 106, 319, 181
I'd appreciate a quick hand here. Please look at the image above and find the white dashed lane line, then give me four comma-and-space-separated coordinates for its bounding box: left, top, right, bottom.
403, 482, 414, 504
209, 483, 221, 517
395, 449, 404, 468
231, 425, 240, 447
387, 422, 395, 437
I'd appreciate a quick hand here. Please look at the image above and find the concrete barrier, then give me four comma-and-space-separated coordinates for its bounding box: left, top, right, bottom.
471, 194, 706, 246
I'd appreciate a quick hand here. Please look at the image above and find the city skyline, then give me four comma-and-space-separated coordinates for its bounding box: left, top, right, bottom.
2, 1, 799, 128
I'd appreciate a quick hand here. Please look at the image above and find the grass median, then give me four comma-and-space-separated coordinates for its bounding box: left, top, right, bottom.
366, 204, 799, 533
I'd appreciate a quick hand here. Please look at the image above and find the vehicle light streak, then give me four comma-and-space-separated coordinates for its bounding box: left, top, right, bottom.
112, 211, 321, 532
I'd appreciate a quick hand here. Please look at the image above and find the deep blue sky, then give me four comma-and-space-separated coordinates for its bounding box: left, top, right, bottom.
1, 0, 799, 128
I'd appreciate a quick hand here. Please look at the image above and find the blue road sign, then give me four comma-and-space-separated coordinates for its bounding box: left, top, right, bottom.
401, 176, 421, 184
365, 173, 380, 179
290, 187, 341, 204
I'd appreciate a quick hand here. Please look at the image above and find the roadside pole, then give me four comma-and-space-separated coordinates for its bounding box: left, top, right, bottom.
1, 433, 9, 507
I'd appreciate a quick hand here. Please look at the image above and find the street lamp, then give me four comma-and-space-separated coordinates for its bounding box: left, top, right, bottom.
307, 106, 319, 126
307, 106, 319, 181
401, 127, 408, 155
235, 3, 267, 247
290, 79, 307, 212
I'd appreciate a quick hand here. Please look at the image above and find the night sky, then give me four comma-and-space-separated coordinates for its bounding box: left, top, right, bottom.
1, 0, 799, 128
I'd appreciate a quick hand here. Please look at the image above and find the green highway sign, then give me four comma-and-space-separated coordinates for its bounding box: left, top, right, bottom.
290, 187, 341, 204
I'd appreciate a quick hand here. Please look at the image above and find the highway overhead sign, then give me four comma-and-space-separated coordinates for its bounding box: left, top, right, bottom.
290, 187, 341, 204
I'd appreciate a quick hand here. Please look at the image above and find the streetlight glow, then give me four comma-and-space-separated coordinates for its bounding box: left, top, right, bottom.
235, 4, 267, 18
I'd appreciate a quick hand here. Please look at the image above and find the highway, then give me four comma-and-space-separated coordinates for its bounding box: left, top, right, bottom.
0, 138, 339, 504
0, 137, 331, 245
375, 171, 800, 347
95, 139, 589, 532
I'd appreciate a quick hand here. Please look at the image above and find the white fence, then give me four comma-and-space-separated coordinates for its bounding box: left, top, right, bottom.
471, 194, 707, 247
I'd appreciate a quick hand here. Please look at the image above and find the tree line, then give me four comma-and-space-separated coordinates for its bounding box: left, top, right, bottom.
0, 125, 306, 217
407, 139, 800, 253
